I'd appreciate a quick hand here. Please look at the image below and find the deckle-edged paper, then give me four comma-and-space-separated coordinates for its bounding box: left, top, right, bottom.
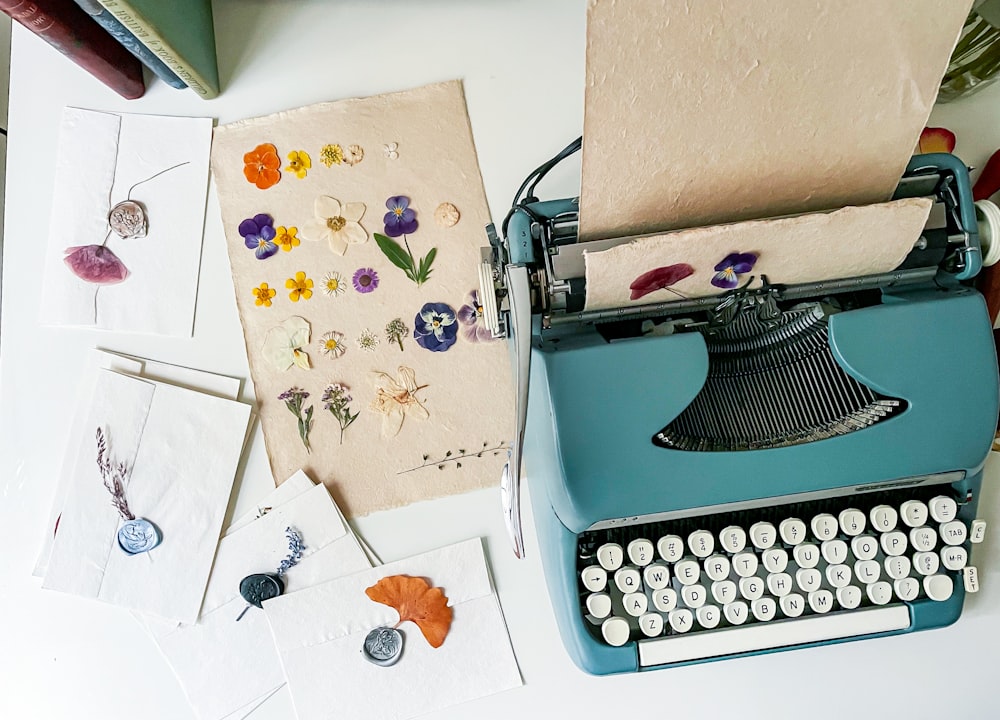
264, 538, 522, 720
580, 0, 973, 241
211, 81, 514, 517
39, 107, 213, 336
584, 198, 932, 311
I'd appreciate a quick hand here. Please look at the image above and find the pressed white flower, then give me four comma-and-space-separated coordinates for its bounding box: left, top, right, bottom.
370, 366, 429, 436
301, 196, 368, 256
322, 271, 345, 296
346, 144, 364, 166
357, 329, 380, 352
262, 316, 311, 371
319, 331, 346, 358
383, 142, 399, 160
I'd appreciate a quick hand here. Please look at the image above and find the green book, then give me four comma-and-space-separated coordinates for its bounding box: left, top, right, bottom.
95, 0, 219, 98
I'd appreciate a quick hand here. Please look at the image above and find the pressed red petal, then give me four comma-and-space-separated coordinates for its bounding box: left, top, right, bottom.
63, 245, 130, 284
629, 263, 694, 300
919, 127, 956, 154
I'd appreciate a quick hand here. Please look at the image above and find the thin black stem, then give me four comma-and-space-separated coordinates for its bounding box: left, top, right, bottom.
127, 161, 191, 200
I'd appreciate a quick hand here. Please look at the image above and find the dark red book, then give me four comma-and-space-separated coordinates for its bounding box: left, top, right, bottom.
1, 0, 144, 99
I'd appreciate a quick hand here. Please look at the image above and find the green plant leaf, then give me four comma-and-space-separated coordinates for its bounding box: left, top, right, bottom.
374, 232, 416, 274
416, 247, 438, 284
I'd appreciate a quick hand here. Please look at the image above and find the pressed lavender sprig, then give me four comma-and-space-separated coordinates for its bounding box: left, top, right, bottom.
96, 427, 134, 520
278, 387, 313, 453
276, 527, 305, 576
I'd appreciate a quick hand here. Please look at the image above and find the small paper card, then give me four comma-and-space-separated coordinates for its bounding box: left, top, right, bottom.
43, 369, 252, 623
264, 538, 522, 720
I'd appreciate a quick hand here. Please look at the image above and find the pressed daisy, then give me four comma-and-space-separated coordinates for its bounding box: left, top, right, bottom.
357, 329, 380, 352
319, 330, 347, 358
320, 144, 344, 167
322, 271, 345, 296
275, 225, 300, 252
252, 282, 276, 307
285, 150, 311, 179
286, 271, 314, 302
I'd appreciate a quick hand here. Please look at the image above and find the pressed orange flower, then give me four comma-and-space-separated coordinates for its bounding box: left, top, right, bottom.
285, 150, 311, 179
286, 271, 313, 302
365, 575, 452, 648
252, 282, 276, 307
275, 225, 300, 252
243, 143, 281, 189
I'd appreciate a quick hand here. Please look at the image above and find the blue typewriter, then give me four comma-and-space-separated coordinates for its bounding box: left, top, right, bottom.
479, 148, 999, 674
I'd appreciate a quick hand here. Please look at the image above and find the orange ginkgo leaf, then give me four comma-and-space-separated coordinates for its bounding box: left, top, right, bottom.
365, 575, 453, 648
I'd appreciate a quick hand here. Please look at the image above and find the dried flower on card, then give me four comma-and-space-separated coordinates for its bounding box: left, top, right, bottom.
383, 142, 399, 160
240, 214, 278, 260
357, 329, 380, 352
458, 290, 496, 342
319, 330, 347, 358
322, 271, 346, 296
629, 263, 694, 301
413, 302, 458, 352
286, 271, 314, 302
320, 144, 344, 167
352, 267, 379, 293
365, 575, 452, 648
711, 252, 757, 289
345, 144, 364, 166
385, 318, 408, 350
278, 388, 313, 453
275, 225, 300, 253
322, 382, 358, 444
64, 245, 129, 284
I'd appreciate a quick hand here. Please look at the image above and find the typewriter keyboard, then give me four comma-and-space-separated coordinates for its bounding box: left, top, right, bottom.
577, 485, 986, 666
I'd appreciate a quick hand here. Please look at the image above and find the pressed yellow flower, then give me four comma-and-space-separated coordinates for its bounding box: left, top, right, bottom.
320, 144, 344, 167
285, 150, 311, 179
275, 225, 300, 252
252, 282, 276, 307
285, 271, 314, 302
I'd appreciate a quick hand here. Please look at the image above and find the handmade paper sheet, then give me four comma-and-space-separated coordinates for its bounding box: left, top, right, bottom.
580, 0, 973, 241
584, 198, 932, 311
211, 81, 514, 517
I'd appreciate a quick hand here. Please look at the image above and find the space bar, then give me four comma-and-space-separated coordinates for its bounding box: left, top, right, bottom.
638, 606, 910, 666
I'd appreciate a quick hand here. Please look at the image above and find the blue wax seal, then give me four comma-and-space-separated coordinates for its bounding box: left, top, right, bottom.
239, 573, 285, 608
118, 518, 161, 554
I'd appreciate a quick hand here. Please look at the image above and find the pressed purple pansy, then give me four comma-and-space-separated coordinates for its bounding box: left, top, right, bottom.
383, 196, 418, 237
352, 267, 379, 293
63, 244, 129, 284
711, 252, 757, 289
413, 302, 458, 352
240, 213, 278, 260
458, 289, 495, 342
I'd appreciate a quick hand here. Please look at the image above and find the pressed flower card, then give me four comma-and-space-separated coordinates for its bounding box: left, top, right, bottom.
38, 107, 213, 336
211, 81, 514, 518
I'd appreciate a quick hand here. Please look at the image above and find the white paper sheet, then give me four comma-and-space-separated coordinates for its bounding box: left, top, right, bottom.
43, 370, 252, 623
38, 107, 213, 336
265, 538, 522, 720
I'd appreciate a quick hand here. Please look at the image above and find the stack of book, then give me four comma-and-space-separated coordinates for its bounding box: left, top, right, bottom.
0, 0, 220, 99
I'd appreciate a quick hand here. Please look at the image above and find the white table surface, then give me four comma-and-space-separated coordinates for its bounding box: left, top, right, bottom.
2, 2, 1000, 717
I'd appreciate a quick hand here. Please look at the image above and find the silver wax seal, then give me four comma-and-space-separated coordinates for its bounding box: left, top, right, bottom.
108, 200, 148, 239
362, 627, 403, 666
117, 518, 161, 554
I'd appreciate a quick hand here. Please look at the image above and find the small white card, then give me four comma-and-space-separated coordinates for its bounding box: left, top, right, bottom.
264, 538, 522, 720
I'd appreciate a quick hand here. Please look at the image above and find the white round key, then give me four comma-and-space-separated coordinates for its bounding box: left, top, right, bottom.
723, 601, 749, 626
870, 505, 898, 532
752, 597, 777, 621
825, 563, 852, 588
711, 580, 737, 605
971, 519, 987, 544
750, 522, 777, 550
811, 513, 839, 541
884, 555, 911, 580
779, 593, 805, 618
669, 608, 694, 633
652, 588, 678, 612
880, 531, 908, 556
597, 543, 624, 571
627, 538, 655, 566
836, 585, 862, 610
779, 518, 807, 545
793, 543, 820, 569
767, 572, 793, 597
601, 616, 630, 646
821, 539, 848, 565
657, 534, 684, 562
643, 564, 671, 590
867, 581, 893, 606
923, 574, 954, 601
940, 521, 967, 546
681, 584, 707, 609
638, 612, 663, 638
851, 535, 879, 561
586, 593, 612, 619
838, 509, 866, 536
940, 545, 968, 571
696, 604, 721, 629
855, 559, 881, 584
623, 592, 648, 617
909, 527, 936, 552
581, 566, 608, 592
719, 525, 747, 553
762, 548, 789, 574
703, 555, 731, 582
894, 577, 920, 601
614, 567, 642, 594
901, 500, 928, 528
929, 495, 958, 524
796, 567, 822, 593
808, 589, 834, 614
732, 552, 759, 578
674, 559, 701, 585
913, 551, 940, 576
739, 576, 764, 601
686, 530, 714, 558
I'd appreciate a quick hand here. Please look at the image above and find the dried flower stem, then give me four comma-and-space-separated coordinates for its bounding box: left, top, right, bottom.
276, 527, 305, 576
396, 440, 509, 475
96, 427, 134, 520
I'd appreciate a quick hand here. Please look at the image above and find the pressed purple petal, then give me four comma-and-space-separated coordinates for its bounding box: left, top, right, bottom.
252, 213, 273, 228
629, 263, 694, 300
386, 196, 409, 211
462, 324, 481, 343
399, 207, 416, 223
352, 267, 379, 293
398, 218, 418, 235
238, 218, 260, 238
259, 224, 277, 241
255, 240, 278, 260
711, 270, 738, 289
244, 235, 259, 250
731, 261, 754, 274
458, 304, 478, 325
383, 210, 400, 226
383, 219, 403, 237
64, 244, 130, 284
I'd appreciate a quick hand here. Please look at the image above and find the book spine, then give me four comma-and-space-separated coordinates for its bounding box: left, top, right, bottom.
95, 0, 219, 99
72, 0, 187, 89
0, 0, 145, 99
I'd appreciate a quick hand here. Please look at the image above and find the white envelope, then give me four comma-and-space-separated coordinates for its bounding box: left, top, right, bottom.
225, 469, 315, 536
143, 482, 373, 720
265, 538, 523, 720
43, 369, 252, 623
